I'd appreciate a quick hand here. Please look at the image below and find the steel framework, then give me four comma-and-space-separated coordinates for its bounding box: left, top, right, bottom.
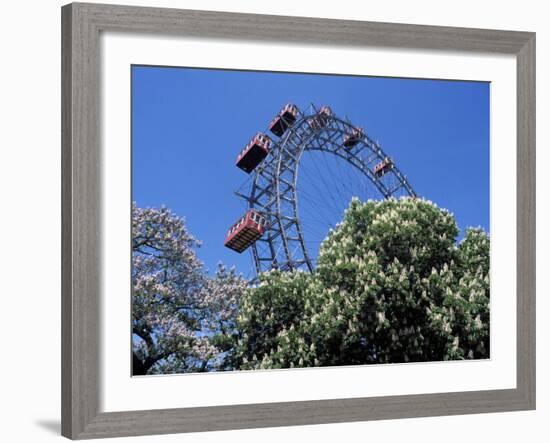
236, 105, 417, 276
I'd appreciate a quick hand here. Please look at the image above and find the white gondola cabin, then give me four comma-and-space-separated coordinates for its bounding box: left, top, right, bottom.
343, 127, 364, 148
224, 210, 267, 253
373, 157, 393, 177
235, 133, 272, 173
269, 103, 299, 137
308, 105, 333, 130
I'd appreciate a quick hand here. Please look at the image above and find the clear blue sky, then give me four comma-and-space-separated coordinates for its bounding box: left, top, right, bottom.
132, 65, 489, 278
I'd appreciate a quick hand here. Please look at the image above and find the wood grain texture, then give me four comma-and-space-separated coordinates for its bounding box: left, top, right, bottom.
61, 2, 536, 439
75, 2, 532, 53
516, 34, 536, 409
61, 4, 74, 437
62, 3, 102, 438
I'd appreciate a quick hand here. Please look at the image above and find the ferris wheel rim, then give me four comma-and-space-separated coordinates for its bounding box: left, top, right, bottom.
241, 106, 416, 277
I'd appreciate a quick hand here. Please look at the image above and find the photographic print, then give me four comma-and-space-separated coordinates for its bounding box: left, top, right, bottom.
131, 66, 490, 376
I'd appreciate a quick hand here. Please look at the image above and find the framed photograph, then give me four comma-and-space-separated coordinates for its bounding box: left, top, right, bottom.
61, 2, 535, 439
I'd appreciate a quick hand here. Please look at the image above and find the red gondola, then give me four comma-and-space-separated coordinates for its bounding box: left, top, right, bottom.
269, 103, 299, 137
308, 105, 333, 130
373, 157, 393, 177
343, 127, 364, 148
236, 133, 272, 173
224, 210, 267, 253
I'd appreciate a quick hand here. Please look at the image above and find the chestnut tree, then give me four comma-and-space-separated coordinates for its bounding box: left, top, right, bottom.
234, 198, 490, 369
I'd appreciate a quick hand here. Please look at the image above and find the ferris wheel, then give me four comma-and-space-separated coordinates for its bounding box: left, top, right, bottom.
224, 104, 416, 277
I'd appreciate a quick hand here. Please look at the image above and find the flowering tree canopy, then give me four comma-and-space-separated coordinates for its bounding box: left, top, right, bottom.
234, 198, 490, 369
132, 204, 247, 375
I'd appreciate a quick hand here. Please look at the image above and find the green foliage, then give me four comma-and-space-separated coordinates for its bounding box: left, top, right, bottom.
234, 198, 490, 369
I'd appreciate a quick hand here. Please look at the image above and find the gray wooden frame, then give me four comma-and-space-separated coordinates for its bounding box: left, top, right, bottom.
61, 2, 536, 439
